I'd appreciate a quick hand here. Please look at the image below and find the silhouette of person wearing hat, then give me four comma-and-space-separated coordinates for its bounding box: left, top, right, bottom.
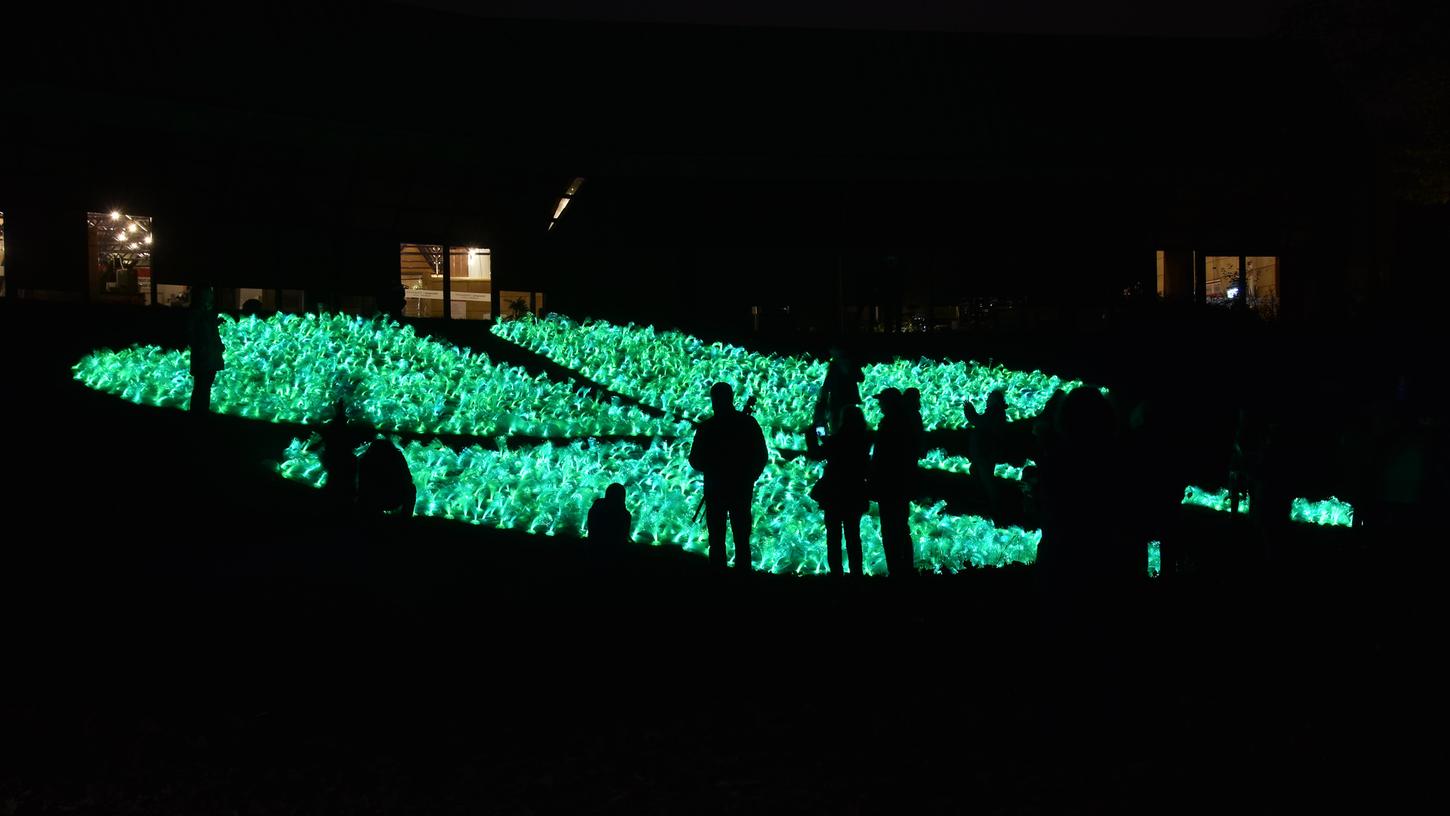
689, 382, 768, 571
869, 387, 920, 578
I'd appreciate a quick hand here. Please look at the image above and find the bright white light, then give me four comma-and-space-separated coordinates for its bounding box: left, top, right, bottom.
1227, 286, 1241, 300
552, 197, 571, 220
115, 232, 127, 241
144, 234, 153, 245
110, 210, 121, 220
128, 222, 139, 233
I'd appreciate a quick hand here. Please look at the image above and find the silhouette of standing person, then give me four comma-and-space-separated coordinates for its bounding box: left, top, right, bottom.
689, 383, 768, 572
587, 483, 632, 549
357, 435, 416, 517
807, 405, 870, 577
869, 388, 920, 579
1033, 388, 1139, 749
814, 347, 864, 435
966, 389, 1009, 516
188, 285, 224, 415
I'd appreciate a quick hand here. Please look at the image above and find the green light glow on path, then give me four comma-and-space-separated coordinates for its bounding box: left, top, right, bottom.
491, 315, 1083, 436
73, 313, 688, 437
279, 435, 1042, 575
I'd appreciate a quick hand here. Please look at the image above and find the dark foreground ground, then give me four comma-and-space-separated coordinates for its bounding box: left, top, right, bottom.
1, 304, 1441, 814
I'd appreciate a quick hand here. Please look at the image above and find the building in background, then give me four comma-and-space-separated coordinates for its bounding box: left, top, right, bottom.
0, 2, 1397, 334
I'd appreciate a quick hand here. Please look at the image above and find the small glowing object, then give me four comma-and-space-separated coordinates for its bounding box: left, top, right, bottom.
115, 232, 127, 241
128, 222, 139, 233
110, 210, 121, 220
144, 234, 153, 245
552, 197, 571, 220
1148, 541, 1162, 578
1227, 286, 1241, 300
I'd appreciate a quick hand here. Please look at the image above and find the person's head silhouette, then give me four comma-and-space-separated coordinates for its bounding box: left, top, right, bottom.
874, 387, 902, 415
986, 389, 1007, 418
710, 382, 735, 415
605, 482, 626, 505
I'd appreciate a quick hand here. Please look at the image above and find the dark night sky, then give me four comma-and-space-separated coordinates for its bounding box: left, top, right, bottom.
402, 0, 1305, 37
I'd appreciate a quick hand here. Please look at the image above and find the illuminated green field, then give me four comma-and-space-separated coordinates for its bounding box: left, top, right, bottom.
278, 435, 1041, 575
491, 314, 1082, 449
73, 313, 687, 438
74, 311, 1352, 579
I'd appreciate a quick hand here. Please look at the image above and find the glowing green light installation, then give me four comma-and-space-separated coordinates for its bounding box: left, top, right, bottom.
1182, 485, 1355, 527
278, 435, 1042, 575
73, 313, 689, 437
75, 309, 1355, 580
491, 315, 1083, 438
1148, 541, 1162, 578
1181, 485, 1250, 514
1290, 496, 1355, 528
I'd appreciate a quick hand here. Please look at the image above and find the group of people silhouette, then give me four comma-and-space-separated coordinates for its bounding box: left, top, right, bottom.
185, 285, 1436, 583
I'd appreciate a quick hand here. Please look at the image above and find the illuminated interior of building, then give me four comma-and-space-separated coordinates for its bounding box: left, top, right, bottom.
86, 211, 153, 305
400, 243, 494, 320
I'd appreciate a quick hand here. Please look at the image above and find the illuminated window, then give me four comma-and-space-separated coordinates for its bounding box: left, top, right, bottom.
1155, 250, 1164, 297
448, 246, 492, 321
500, 290, 545, 319
1204, 256, 1278, 314
87, 211, 153, 305
400, 243, 446, 318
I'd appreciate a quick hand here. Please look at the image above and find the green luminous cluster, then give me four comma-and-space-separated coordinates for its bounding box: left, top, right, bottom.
1290, 496, 1354, 528
1181, 485, 1250, 514
1183, 485, 1356, 527
279, 435, 1042, 575
1148, 541, 1162, 578
491, 315, 1082, 438
916, 449, 1035, 482
73, 313, 689, 438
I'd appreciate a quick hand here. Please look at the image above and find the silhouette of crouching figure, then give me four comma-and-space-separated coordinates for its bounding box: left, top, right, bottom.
357, 435, 416, 517
587, 483, 632, 549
